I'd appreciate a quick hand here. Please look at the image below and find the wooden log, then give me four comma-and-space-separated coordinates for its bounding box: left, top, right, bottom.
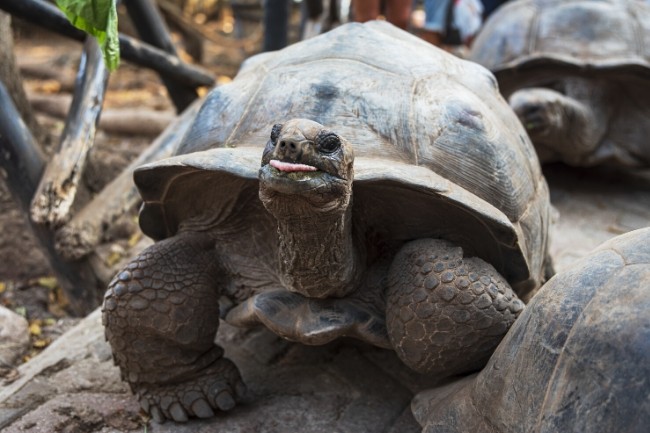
118, 34, 214, 87
96, 108, 175, 136
30, 37, 109, 228
0, 11, 47, 144
18, 60, 77, 92
25, 93, 71, 119
124, 0, 198, 112
0, 90, 45, 206
0, 82, 100, 315
55, 98, 202, 261
0, 0, 215, 88
28, 93, 175, 137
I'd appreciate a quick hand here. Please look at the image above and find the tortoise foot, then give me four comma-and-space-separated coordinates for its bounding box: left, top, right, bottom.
136, 357, 246, 423
386, 238, 524, 377
508, 87, 603, 163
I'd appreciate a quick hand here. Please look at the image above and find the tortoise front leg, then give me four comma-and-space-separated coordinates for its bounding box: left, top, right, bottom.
508, 87, 606, 164
102, 232, 245, 423
386, 239, 524, 377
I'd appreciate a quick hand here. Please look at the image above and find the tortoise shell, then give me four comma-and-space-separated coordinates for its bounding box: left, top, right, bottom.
134, 21, 551, 296
470, 0, 650, 93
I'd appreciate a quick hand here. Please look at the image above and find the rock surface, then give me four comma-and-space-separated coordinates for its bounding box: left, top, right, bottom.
0, 164, 648, 433
0, 309, 431, 433
545, 164, 650, 271
0, 306, 30, 367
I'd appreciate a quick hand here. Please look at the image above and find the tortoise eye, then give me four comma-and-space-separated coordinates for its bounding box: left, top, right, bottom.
316, 130, 341, 153
270, 123, 283, 145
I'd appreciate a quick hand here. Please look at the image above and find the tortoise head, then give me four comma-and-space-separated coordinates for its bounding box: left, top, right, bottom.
259, 118, 355, 218
258, 119, 360, 298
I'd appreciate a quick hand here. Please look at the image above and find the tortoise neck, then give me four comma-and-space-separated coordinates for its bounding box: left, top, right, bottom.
274, 205, 360, 298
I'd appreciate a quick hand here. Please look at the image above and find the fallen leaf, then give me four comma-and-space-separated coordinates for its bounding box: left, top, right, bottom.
127, 232, 142, 247
37, 276, 59, 290
29, 322, 42, 336
106, 251, 123, 267
33, 338, 50, 349
48, 287, 70, 318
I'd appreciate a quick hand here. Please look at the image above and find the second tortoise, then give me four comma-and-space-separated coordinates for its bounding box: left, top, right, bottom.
470, 0, 650, 167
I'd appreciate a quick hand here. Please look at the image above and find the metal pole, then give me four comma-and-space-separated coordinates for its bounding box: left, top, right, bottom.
123, 0, 198, 112
263, 0, 290, 51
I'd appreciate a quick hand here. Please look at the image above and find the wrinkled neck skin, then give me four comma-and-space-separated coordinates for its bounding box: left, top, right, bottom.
270, 196, 362, 299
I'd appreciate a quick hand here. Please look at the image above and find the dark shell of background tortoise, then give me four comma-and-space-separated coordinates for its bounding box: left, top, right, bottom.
413, 227, 650, 433
469, 0, 650, 166
470, 0, 650, 80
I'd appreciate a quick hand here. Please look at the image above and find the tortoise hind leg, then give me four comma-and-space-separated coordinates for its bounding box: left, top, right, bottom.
386, 238, 524, 377
102, 232, 245, 423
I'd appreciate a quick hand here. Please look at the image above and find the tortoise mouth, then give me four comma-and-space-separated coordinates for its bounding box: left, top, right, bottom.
269, 159, 318, 173
259, 162, 348, 196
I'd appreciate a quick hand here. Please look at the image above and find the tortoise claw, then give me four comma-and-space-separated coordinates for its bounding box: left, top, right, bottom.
191, 398, 215, 418
137, 356, 244, 423
169, 402, 189, 422
215, 390, 236, 411
150, 406, 165, 423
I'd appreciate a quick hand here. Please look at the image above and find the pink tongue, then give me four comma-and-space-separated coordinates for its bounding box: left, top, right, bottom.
270, 159, 318, 172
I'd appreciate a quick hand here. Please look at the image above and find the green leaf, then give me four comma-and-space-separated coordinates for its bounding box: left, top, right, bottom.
55, 0, 120, 71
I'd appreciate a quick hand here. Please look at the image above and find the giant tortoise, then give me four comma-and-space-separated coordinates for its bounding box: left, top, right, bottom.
102, 21, 552, 423
413, 227, 650, 433
469, 0, 650, 167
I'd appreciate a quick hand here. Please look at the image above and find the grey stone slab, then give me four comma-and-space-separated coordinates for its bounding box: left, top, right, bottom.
0, 309, 425, 433
0, 305, 30, 366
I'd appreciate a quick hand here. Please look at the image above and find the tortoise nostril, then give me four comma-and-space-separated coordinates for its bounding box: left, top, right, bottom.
279, 140, 297, 151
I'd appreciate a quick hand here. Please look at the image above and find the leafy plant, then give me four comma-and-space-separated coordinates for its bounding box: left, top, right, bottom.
55, 0, 120, 71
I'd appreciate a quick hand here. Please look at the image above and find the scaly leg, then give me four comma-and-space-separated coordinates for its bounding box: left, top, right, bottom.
386, 238, 524, 377
102, 232, 245, 422
509, 87, 606, 165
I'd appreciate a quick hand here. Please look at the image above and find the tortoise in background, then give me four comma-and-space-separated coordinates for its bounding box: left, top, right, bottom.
102, 21, 552, 423
469, 0, 650, 167
414, 227, 650, 433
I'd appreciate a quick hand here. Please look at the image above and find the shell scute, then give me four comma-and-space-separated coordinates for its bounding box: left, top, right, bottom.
471, 0, 650, 80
